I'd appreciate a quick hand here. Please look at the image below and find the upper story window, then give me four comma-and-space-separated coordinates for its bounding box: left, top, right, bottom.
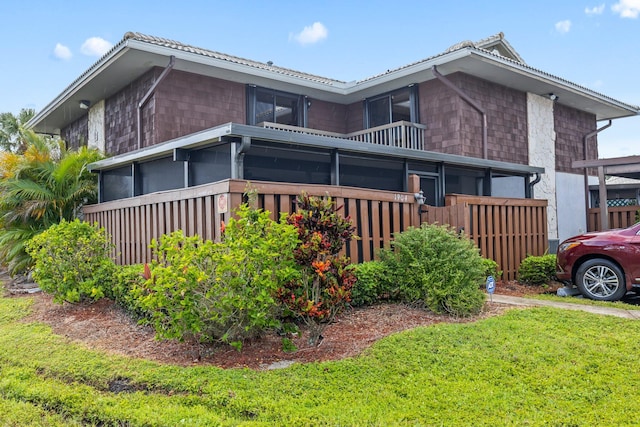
247, 86, 307, 127
365, 85, 419, 128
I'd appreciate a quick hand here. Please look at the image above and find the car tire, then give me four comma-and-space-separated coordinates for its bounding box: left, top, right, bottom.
575, 258, 627, 301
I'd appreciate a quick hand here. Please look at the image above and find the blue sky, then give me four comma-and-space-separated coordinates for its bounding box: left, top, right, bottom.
1, 0, 639, 158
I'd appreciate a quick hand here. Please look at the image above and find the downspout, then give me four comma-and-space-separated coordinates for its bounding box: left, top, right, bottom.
231, 136, 251, 179
582, 120, 612, 225
432, 65, 488, 159
528, 172, 542, 198
137, 56, 175, 149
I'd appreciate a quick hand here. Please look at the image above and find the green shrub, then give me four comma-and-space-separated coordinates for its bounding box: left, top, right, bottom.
140, 203, 300, 347
518, 254, 557, 285
349, 261, 396, 306
379, 223, 486, 316
481, 257, 502, 281
25, 219, 115, 304
111, 264, 148, 319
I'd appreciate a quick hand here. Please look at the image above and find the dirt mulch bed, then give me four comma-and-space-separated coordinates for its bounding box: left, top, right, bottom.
5, 274, 557, 370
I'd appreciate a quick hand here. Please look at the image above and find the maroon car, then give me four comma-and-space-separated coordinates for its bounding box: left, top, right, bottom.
556, 222, 640, 301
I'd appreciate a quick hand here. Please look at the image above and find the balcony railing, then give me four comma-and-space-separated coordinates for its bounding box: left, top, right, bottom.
260, 121, 426, 150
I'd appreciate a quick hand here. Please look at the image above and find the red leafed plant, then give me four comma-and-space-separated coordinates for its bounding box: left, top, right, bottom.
278, 193, 357, 346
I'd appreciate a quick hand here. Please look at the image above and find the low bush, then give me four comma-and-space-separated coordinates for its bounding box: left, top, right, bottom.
379, 223, 486, 316
25, 219, 115, 304
140, 203, 299, 347
111, 264, 148, 319
481, 257, 502, 281
518, 254, 557, 285
349, 261, 396, 306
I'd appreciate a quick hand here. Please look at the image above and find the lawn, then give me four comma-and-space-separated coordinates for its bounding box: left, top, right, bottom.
1, 295, 640, 426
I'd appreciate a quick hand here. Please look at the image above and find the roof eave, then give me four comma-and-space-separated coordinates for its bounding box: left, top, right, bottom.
27, 40, 132, 133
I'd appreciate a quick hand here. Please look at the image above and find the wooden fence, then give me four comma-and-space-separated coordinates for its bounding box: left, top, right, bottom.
84, 179, 548, 281
84, 179, 420, 266
587, 206, 639, 231
442, 194, 548, 281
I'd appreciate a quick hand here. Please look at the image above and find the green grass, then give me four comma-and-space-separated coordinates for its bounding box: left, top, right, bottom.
2, 295, 640, 425
530, 292, 640, 310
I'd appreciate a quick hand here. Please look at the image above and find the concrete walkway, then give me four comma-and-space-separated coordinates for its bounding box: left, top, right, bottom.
490, 294, 640, 320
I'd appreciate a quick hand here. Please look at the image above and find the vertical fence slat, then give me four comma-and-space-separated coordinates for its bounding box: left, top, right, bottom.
83, 181, 547, 280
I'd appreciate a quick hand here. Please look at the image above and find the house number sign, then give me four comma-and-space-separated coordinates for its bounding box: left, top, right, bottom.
217, 194, 228, 214
394, 194, 409, 202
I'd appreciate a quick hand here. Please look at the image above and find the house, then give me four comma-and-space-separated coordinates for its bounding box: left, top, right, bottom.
27, 31, 640, 278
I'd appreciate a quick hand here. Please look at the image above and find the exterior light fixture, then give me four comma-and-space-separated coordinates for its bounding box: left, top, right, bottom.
414, 190, 426, 205
79, 100, 91, 110
547, 93, 559, 102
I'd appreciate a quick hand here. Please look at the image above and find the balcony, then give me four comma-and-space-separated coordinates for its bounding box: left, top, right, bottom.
259, 121, 426, 151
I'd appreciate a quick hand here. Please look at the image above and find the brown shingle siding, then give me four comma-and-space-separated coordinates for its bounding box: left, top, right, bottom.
307, 99, 348, 134
61, 115, 88, 149
421, 73, 528, 164
154, 70, 245, 144
554, 103, 597, 173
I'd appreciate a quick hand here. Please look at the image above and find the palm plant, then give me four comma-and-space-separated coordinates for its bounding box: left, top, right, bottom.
0, 131, 103, 275
0, 108, 35, 153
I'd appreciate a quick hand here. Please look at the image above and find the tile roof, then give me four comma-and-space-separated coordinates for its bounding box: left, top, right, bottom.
123, 32, 346, 86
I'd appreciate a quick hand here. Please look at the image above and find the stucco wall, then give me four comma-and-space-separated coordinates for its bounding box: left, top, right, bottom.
556, 171, 588, 242
87, 100, 105, 152
528, 93, 557, 241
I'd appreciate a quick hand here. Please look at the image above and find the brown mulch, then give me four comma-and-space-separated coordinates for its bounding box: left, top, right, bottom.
6, 278, 557, 370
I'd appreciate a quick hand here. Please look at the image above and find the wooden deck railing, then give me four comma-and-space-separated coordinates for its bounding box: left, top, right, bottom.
83, 180, 548, 282
587, 206, 639, 231
260, 121, 426, 150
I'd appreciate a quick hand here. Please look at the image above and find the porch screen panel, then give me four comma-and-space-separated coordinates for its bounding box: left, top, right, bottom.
445, 167, 485, 196
139, 157, 184, 195
244, 144, 331, 185
189, 144, 232, 186
101, 166, 132, 202
339, 155, 403, 191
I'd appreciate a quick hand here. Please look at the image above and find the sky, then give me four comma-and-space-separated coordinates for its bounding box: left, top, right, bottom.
1, 0, 639, 158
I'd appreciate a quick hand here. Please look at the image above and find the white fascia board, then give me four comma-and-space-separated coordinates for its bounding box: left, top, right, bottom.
88, 123, 234, 171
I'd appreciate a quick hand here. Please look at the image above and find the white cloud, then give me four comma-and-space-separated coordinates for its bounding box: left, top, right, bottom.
53, 43, 72, 60
290, 22, 328, 45
585, 4, 606, 15
80, 37, 113, 56
612, 0, 640, 17
555, 20, 572, 33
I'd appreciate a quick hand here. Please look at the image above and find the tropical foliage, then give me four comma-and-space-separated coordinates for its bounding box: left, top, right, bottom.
0, 108, 35, 153
0, 132, 103, 274
278, 194, 357, 345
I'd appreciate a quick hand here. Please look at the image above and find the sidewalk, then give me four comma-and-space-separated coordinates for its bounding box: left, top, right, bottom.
490, 294, 640, 320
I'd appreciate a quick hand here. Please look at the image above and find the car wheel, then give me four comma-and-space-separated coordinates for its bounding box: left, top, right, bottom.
575, 258, 627, 301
